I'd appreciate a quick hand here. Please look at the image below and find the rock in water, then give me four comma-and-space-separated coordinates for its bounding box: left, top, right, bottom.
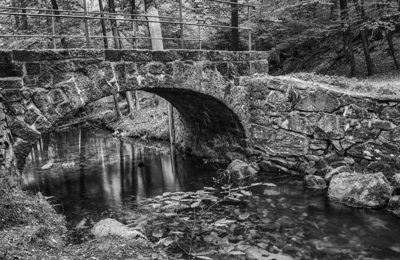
226, 159, 258, 184
91, 218, 147, 240
386, 196, 400, 217
304, 175, 327, 189
328, 172, 393, 208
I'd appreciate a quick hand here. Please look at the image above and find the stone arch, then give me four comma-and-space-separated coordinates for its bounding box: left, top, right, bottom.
0, 49, 269, 168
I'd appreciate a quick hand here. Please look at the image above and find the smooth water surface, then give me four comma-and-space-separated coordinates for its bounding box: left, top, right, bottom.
22, 127, 213, 223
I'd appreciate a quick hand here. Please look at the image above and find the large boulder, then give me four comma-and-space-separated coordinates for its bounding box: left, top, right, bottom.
304, 175, 327, 189
91, 218, 148, 240
226, 159, 258, 183
328, 172, 393, 208
386, 196, 400, 217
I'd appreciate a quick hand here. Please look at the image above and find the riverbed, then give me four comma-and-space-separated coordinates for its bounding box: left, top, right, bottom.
22, 127, 400, 259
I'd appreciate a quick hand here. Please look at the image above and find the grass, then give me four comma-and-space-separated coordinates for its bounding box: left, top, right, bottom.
0, 190, 66, 243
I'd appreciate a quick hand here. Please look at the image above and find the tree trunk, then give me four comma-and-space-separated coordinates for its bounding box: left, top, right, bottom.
11, 0, 20, 29
130, 0, 137, 48
330, 0, 339, 20
231, 0, 239, 51
385, 29, 399, 69
353, 0, 374, 76
126, 91, 135, 116
108, 0, 123, 49
20, 0, 28, 30
50, 0, 67, 48
135, 90, 140, 110
360, 29, 373, 75
144, 0, 163, 50
113, 94, 123, 120
340, 0, 355, 76
347, 25, 355, 77
98, 0, 108, 49
340, 0, 349, 60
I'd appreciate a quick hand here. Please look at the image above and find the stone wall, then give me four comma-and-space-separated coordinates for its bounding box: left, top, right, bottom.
0, 49, 269, 168
0, 95, 19, 192
242, 75, 400, 180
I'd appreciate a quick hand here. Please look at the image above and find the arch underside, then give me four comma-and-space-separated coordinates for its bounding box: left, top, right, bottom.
144, 88, 246, 141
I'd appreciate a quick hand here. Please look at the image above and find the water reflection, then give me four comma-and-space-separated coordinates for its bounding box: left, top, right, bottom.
22, 127, 205, 221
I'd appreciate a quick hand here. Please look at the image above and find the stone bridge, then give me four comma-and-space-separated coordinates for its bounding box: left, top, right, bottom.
1, 49, 400, 188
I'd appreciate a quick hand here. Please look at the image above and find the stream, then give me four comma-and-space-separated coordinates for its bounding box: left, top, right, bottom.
21, 127, 400, 259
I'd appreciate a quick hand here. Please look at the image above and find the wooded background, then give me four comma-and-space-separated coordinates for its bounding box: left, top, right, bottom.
1, 0, 399, 77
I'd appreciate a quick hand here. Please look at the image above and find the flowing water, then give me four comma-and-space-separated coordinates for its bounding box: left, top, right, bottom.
22, 127, 400, 259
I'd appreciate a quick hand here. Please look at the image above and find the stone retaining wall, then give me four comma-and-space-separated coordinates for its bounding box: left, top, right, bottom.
243, 75, 400, 180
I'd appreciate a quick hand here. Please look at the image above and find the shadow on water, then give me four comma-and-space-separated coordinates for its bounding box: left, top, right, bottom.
22, 127, 218, 224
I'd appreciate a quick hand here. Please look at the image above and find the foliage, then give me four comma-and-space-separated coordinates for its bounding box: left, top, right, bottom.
0, 190, 66, 243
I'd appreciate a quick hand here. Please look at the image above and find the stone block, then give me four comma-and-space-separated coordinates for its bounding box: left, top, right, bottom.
104, 49, 122, 61
49, 89, 66, 104
347, 140, 399, 161
216, 62, 229, 78
7, 117, 40, 142
0, 62, 23, 77
56, 101, 74, 116
361, 119, 395, 131
148, 63, 165, 75
34, 116, 52, 132
125, 63, 137, 76
2, 90, 22, 103
343, 104, 372, 119
310, 139, 328, 150
0, 51, 11, 62
22, 76, 39, 89
295, 90, 340, 113
316, 114, 345, 140
255, 51, 270, 60
0, 79, 23, 89
185, 50, 209, 61
122, 50, 152, 62
68, 49, 103, 59
236, 62, 251, 76
208, 51, 234, 61
340, 95, 380, 112
381, 126, 400, 142
153, 50, 184, 62
12, 50, 69, 61
251, 125, 309, 156
278, 112, 321, 136
239, 52, 251, 61
379, 106, 400, 124
25, 63, 41, 75
113, 63, 126, 82
24, 109, 40, 125
250, 60, 269, 75
4, 102, 25, 116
